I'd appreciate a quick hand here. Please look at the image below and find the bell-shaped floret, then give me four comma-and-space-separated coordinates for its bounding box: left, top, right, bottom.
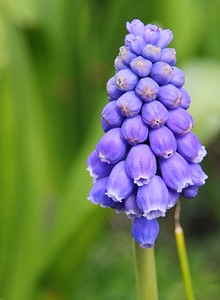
101, 101, 125, 132
157, 84, 181, 108
142, 101, 169, 128
142, 44, 161, 62
150, 61, 174, 85
130, 56, 152, 77
135, 77, 160, 102
87, 150, 114, 179
166, 107, 194, 135
116, 91, 142, 117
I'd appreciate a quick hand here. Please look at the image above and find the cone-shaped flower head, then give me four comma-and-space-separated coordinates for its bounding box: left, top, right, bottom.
87, 19, 208, 248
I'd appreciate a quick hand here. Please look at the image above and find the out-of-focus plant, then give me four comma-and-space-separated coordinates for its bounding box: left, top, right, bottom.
0, 0, 220, 299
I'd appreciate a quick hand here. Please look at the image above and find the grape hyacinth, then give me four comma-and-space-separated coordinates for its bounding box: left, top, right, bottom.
87, 19, 208, 248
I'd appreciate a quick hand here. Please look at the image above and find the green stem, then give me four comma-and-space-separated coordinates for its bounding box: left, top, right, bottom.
133, 240, 159, 300
175, 201, 195, 300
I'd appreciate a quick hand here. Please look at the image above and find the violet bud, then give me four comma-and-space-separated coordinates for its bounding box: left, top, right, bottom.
106, 161, 134, 202
179, 88, 191, 110
188, 163, 208, 186
149, 126, 177, 158
125, 34, 145, 55
106, 76, 124, 99
144, 24, 160, 45
157, 29, 173, 48
160, 48, 176, 65
135, 77, 160, 102
130, 56, 152, 77
126, 19, 145, 37
87, 150, 114, 179
101, 101, 125, 132
132, 217, 160, 248
166, 107, 194, 136
88, 177, 117, 208
157, 84, 181, 108
170, 66, 185, 88
150, 61, 174, 85
125, 144, 156, 186
136, 175, 169, 219
119, 46, 137, 64
159, 152, 193, 192
177, 131, 207, 163
182, 186, 199, 199
96, 128, 127, 164
142, 44, 161, 62
116, 91, 142, 117
121, 114, 149, 145
115, 68, 139, 91
142, 101, 169, 128
114, 55, 129, 71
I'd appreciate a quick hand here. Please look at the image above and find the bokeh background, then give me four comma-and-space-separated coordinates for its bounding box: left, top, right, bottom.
0, 0, 220, 299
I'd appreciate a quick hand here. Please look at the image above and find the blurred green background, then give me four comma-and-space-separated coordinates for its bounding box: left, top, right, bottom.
0, 0, 220, 299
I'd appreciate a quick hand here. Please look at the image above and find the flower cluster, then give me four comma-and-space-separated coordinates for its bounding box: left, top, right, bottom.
87, 19, 208, 248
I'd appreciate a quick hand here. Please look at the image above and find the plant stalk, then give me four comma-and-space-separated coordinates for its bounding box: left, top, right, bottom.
133, 240, 158, 300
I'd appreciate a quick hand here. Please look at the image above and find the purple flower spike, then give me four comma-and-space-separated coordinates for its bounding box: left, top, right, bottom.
125, 144, 156, 186
150, 61, 174, 85
149, 126, 177, 158
189, 163, 208, 186
121, 115, 149, 145
142, 101, 169, 128
159, 152, 193, 192
132, 217, 160, 248
87, 150, 114, 179
126, 19, 145, 37
182, 186, 199, 199
87, 19, 208, 248
96, 128, 127, 164
170, 66, 185, 88
106, 76, 124, 99
160, 48, 176, 66
116, 91, 142, 117
166, 107, 194, 136
125, 34, 145, 55
157, 29, 173, 48
114, 55, 129, 71
101, 101, 125, 132
135, 77, 160, 102
136, 175, 169, 219
88, 177, 117, 209
119, 46, 137, 64
179, 88, 191, 109
130, 56, 152, 77
177, 131, 207, 163
157, 84, 181, 108
106, 161, 134, 202
115, 69, 139, 91
142, 44, 161, 62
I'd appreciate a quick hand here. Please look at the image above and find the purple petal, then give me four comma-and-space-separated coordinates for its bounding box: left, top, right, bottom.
167, 188, 180, 209
170, 66, 185, 88
177, 131, 207, 163
179, 88, 191, 109
114, 55, 129, 71
115, 69, 139, 91
101, 101, 125, 132
142, 44, 161, 62
157, 84, 181, 108
160, 48, 176, 65
136, 175, 169, 219
157, 29, 173, 48
135, 77, 160, 102
123, 191, 142, 218
132, 217, 160, 248
150, 61, 174, 85
142, 101, 169, 128
125, 34, 145, 55
87, 150, 114, 178
144, 24, 160, 45
188, 163, 208, 186
182, 185, 199, 199
166, 107, 194, 136
116, 91, 142, 117
149, 126, 177, 158
126, 19, 146, 37
125, 144, 157, 186
106, 161, 134, 202
159, 152, 193, 192
119, 46, 137, 64
130, 56, 152, 77
106, 76, 124, 99
96, 128, 127, 164
121, 115, 149, 145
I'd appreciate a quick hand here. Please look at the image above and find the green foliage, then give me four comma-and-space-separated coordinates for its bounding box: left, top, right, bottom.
0, 0, 220, 299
